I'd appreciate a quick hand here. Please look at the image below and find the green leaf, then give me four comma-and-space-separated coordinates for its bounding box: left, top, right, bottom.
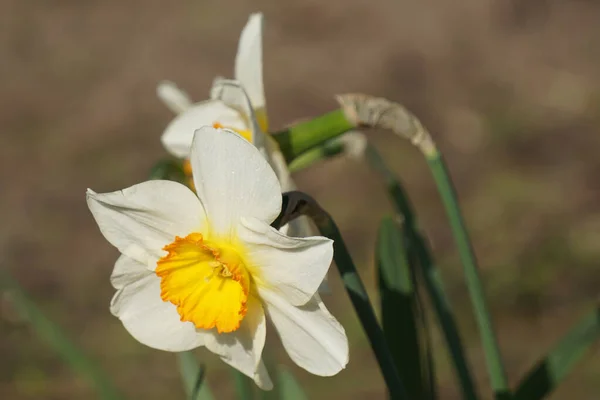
274, 192, 408, 399
377, 216, 437, 399
0, 269, 123, 399
364, 144, 478, 400
277, 367, 308, 400
514, 307, 600, 400
177, 352, 214, 400
149, 158, 187, 184
232, 369, 255, 400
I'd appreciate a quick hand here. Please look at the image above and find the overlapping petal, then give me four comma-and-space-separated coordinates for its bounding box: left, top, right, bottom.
204, 295, 272, 389
190, 127, 281, 238
157, 80, 193, 114
210, 79, 266, 150
110, 256, 206, 351
260, 290, 348, 376
161, 100, 246, 158
86, 181, 206, 267
239, 217, 332, 306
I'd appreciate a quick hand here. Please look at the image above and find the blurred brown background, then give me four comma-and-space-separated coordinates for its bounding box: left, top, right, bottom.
2, 0, 600, 399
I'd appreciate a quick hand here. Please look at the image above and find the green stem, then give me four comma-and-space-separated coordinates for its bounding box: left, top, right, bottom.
272, 109, 354, 162
426, 151, 509, 397
365, 144, 479, 400
321, 218, 408, 399
288, 139, 345, 173
273, 193, 408, 399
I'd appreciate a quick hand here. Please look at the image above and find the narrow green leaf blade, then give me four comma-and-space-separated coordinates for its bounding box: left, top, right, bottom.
177, 351, 214, 400
376, 216, 426, 399
514, 307, 600, 400
149, 158, 187, 184
232, 369, 255, 400
364, 143, 477, 400
0, 269, 123, 399
277, 367, 308, 400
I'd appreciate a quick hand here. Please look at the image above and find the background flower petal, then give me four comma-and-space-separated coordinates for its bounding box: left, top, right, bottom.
156, 80, 193, 114
161, 100, 246, 158
234, 13, 265, 111
210, 78, 268, 151
86, 181, 206, 268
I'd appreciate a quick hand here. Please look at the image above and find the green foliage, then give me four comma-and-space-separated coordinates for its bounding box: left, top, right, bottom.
514, 307, 600, 400
177, 352, 214, 400
277, 367, 309, 400
364, 144, 478, 400
376, 216, 436, 399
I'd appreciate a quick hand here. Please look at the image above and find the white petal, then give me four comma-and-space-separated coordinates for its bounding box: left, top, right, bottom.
210, 78, 267, 151
260, 290, 348, 376
239, 217, 332, 306
157, 80, 193, 114
264, 137, 294, 191
235, 13, 265, 111
204, 296, 272, 390
110, 257, 206, 351
86, 181, 206, 268
160, 100, 247, 158
111, 254, 149, 289
190, 127, 281, 238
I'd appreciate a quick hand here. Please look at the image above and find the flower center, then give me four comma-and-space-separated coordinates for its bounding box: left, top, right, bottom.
156, 233, 251, 333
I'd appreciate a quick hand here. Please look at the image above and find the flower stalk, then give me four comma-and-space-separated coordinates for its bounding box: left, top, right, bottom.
335, 93, 509, 397
272, 191, 408, 400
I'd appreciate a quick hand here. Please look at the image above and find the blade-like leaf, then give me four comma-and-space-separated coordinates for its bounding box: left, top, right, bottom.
232, 369, 255, 400
514, 307, 600, 400
364, 143, 477, 400
177, 352, 214, 400
149, 158, 187, 184
0, 269, 123, 399
272, 191, 409, 399
377, 216, 430, 399
277, 367, 308, 400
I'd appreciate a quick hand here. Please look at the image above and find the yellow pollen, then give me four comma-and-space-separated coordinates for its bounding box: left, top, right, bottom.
156, 233, 251, 333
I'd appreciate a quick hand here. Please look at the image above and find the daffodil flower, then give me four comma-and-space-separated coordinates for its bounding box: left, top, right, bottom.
157, 13, 315, 239
87, 127, 349, 389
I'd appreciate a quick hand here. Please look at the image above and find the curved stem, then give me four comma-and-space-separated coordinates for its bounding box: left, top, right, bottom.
273, 192, 408, 400
426, 151, 509, 397
365, 144, 479, 400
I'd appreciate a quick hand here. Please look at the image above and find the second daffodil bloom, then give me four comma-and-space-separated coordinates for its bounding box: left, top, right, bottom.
157, 13, 314, 240
87, 127, 349, 389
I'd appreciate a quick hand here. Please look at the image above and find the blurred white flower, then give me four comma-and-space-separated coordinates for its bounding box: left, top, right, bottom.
87, 127, 349, 389
158, 13, 320, 249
